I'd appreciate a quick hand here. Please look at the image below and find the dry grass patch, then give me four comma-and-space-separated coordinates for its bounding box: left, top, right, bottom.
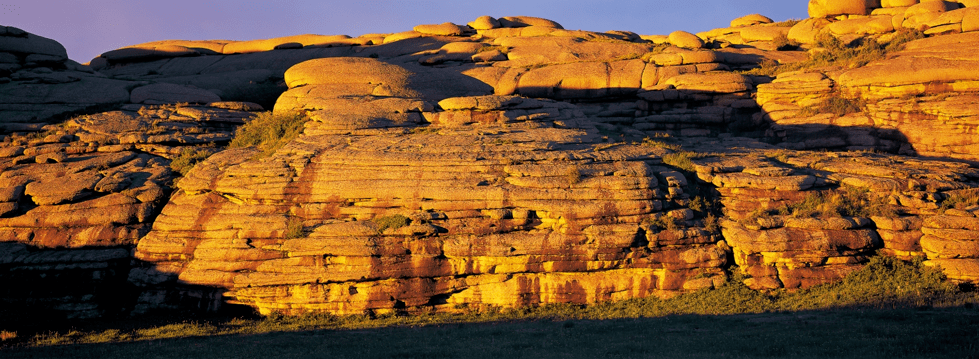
229, 111, 309, 157
169, 146, 220, 176
742, 29, 925, 77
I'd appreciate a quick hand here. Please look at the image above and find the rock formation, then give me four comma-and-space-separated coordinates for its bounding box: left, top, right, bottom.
4, 3, 979, 319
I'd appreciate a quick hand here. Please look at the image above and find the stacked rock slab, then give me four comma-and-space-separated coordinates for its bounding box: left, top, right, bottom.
921, 214, 979, 282
683, 137, 979, 289
134, 57, 729, 315
0, 102, 260, 320
758, 32, 979, 161
0, 26, 135, 126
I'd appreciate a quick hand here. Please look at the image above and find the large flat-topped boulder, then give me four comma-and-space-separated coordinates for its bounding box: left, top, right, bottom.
494, 36, 657, 68
277, 57, 492, 121
283, 57, 415, 90
0, 27, 138, 124
498, 16, 564, 29
94, 35, 373, 64
0, 26, 67, 59
809, 0, 882, 17
838, 32, 979, 91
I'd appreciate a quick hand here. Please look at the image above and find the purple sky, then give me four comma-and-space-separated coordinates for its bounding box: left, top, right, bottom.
2, 1, 807, 62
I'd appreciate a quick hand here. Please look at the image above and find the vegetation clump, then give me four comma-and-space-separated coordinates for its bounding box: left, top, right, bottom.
940, 190, 979, 213
375, 214, 411, 233
284, 216, 306, 239
778, 186, 896, 218
799, 95, 866, 117
229, 111, 309, 156
663, 151, 697, 173
742, 29, 925, 77
639, 136, 681, 151
169, 146, 220, 176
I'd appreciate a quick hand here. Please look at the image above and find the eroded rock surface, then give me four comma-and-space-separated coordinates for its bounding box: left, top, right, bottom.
5, 4, 979, 319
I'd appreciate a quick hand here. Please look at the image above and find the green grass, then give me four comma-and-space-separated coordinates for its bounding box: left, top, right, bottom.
229, 111, 309, 157
169, 146, 220, 176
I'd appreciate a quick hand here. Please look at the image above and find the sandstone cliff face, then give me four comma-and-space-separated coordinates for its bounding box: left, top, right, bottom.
5, 5, 979, 319
133, 57, 731, 314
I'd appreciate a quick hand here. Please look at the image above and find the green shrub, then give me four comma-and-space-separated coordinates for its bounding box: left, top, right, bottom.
562, 167, 581, 185
780, 186, 896, 218
798, 96, 866, 117
771, 32, 795, 51
651, 215, 684, 231
229, 111, 309, 156
702, 213, 720, 232
169, 146, 220, 176
375, 214, 411, 233
285, 216, 306, 239
688, 196, 705, 213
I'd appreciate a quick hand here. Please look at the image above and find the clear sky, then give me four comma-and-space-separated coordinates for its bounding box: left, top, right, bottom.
1, 0, 807, 62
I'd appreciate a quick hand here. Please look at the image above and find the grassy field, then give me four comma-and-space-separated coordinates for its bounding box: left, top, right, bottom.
2, 257, 978, 358
3, 308, 978, 359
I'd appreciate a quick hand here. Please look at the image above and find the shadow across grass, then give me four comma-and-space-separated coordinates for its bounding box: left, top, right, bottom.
2, 307, 978, 359
2, 256, 979, 358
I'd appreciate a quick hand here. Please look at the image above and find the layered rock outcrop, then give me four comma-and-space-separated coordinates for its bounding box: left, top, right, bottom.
757, 32, 979, 161
0, 26, 134, 126
133, 57, 731, 314
0, 101, 260, 319
5, 3, 979, 319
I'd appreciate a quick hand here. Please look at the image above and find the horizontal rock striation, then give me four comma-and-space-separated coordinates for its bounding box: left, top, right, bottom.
6, 4, 979, 319
0, 102, 260, 319
134, 57, 731, 314
683, 139, 979, 289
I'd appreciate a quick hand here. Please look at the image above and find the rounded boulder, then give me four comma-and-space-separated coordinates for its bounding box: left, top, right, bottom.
731, 14, 775, 27
881, 0, 918, 7
668, 31, 705, 49
808, 0, 881, 17
413, 22, 468, 36
498, 16, 564, 29
468, 16, 501, 30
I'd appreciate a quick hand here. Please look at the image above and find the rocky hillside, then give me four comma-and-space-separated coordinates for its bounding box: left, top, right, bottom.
3, 1, 979, 319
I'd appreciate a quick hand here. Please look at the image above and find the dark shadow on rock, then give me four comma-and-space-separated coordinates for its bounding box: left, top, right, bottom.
0, 242, 242, 334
